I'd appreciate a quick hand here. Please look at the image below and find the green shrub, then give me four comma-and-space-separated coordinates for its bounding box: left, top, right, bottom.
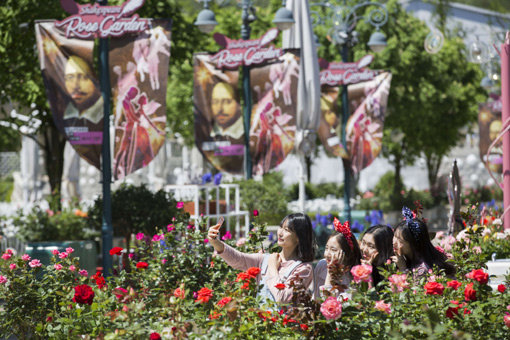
0, 175, 13, 202
234, 172, 289, 225
286, 182, 345, 201
7, 203, 96, 242
88, 183, 179, 246
357, 171, 434, 212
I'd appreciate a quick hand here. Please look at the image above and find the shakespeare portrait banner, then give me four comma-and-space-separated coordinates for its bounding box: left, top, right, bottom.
249, 51, 300, 176
35, 20, 103, 169
109, 19, 172, 180
479, 94, 503, 174
193, 53, 243, 175
318, 85, 346, 158
345, 72, 392, 174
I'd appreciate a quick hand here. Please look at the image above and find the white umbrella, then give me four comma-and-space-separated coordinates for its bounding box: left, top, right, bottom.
282, 0, 321, 212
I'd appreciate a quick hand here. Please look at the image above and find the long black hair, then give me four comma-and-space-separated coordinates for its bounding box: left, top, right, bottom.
394, 219, 455, 276
362, 225, 394, 285
281, 213, 316, 262
328, 232, 361, 269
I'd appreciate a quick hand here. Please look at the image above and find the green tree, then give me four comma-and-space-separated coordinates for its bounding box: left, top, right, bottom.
349, 0, 486, 205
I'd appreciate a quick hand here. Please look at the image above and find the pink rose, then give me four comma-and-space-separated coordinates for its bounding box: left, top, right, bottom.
59, 252, 68, 259
320, 296, 342, 320
136, 232, 145, 240
52, 249, 59, 255
69, 265, 76, 271
472, 246, 482, 254
1, 253, 11, 260
9, 263, 16, 270
21, 254, 31, 261
54, 264, 63, 271
374, 300, 392, 314
388, 274, 409, 292
167, 224, 175, 232
236, 237, 247, 247
222, 230, 232, 241
505, 314, 510, 328
152, 234, 164, 242
66, 247, 74, 254
29, 259, 42, 268
79, 270, 88, 277
204, 238, 209, 244
176, 202, 184, 209
128, 253, 134, 259
0, 276, 7, 284
350, 264, 373, 283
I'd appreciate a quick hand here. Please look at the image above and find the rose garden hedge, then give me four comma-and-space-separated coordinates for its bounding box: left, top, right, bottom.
0, 206, 509, 339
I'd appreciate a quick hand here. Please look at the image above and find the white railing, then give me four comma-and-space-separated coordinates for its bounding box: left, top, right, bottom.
164, 184, 250, 238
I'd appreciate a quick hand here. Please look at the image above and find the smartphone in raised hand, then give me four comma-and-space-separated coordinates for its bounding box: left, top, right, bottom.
218, 216, 225, 227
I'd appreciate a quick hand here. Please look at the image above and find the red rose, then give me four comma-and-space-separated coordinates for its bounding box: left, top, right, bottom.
109, 247, 123, 256
149, 332, 161, 340
424, 281, 444, 295
195, 287, 213, 303
275, 283, 286, 290
91, 271, 106, 289
445, 300, 461, 319
446, 280, 462, 290
464, 282, 477, 301
253, 209, 259, 217
236, 272, 251, 282
466, 269, 489, 285
136, 261, 149, 269
300, 324, 309, 331
247, 267, 261, 278
217, 296, 232, 308
72, 284, 95, 305
498, 284, 507, 293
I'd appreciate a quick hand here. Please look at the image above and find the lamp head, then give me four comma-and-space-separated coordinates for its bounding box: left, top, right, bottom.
273, 7, 294, 31
368, 31, 387, 53
195, 8, 218, 34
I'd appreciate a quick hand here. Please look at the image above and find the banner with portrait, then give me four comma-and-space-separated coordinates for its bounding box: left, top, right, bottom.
109, 19, 172, 180
35, 20, 103, 169
479, 94, 503, 174
318, 71, 392, 174
249, 51, 300, 176
193, 53, 243, 175
345, 72, 392, 173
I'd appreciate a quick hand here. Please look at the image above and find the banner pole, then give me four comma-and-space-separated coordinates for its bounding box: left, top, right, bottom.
502, 32, 510, 230
98, 0, 113, 276
242, 0, 253, 180
340, 43, 352, 224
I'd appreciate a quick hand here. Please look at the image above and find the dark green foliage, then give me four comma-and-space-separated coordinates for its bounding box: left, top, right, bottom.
7, 205, 96, 242
234, 172, 289, 225
88, 183, 179, 242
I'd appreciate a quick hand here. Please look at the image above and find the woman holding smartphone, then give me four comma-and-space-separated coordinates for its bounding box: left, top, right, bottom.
207, 213, 315, 304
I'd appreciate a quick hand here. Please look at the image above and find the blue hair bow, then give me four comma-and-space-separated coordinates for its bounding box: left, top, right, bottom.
402, 206, 421, 241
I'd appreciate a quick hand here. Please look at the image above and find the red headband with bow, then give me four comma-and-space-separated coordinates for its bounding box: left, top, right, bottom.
333, 217, 354, 251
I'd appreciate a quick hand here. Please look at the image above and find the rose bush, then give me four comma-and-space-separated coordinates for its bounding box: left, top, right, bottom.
0, 205, 509, 339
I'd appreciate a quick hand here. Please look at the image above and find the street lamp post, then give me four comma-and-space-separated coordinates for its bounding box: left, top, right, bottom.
312, 1, 388, 223
195, 0, 294, 179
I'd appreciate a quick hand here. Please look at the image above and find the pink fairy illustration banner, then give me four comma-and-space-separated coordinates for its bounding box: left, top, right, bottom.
35, 20, 103, 169
249, 51, 300, 176
109, 19, 172, 180
345, 72, 392, 174
193, 53, 243, 175
479, 94, 503, 174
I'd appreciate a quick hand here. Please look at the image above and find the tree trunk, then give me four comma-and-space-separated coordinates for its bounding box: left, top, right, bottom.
426, 153, 443, 203
42, 122, 66, 211
392, 152, 403, 209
